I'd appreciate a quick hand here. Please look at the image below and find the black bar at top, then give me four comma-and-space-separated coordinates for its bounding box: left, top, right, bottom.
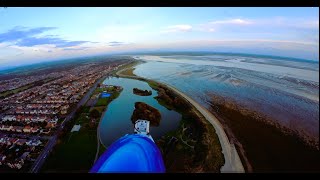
1, 0, 319, 7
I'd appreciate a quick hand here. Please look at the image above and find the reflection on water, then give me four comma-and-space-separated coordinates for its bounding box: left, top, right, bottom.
99, 77, 181, 147
134, 55, 319, 140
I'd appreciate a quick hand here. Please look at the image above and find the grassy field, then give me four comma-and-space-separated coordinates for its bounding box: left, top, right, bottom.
0, 77, 56, 99
111, 60, 141, 76
90, 106, 105, 114
41, 112, 98, 172
95, 98, 108, 106
0, 84, 33, 98
120, 67, 136, 76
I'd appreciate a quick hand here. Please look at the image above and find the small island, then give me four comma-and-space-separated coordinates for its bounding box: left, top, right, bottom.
131, 102, 161, 126
133, 88, 152, 96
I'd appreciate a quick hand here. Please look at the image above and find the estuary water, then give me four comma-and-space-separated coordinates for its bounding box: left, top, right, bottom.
99, 77, 181, 147
134, 55, 319, 142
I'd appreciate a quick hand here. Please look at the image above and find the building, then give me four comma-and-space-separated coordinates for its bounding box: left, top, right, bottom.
71, 125, 81, 132
26, 139, 42, 146
16, 139, 27, 146
23, 126, 31, 133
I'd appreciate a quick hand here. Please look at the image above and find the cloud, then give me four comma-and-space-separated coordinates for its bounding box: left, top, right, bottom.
0, 26, 57, 43
0, 27, 91, 48
63, 47, 90, 51
197, 17, 319, 33
209, 18, 253, 25
163, 24, 192, 33
108, 41, 126, 46
163, 19, 251, 33
196, 18, 252, 32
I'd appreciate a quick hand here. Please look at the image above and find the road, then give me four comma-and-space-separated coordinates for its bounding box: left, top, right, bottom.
117, 67, 245, 173
29, 75, 107, 173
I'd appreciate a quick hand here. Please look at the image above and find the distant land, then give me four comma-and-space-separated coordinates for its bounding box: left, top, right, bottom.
0, 51, 318, 75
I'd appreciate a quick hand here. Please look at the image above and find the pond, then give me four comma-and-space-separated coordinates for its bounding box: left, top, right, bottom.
99, 77, 182, 147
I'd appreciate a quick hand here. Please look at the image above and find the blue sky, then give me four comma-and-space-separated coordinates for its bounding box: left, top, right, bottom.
0, 7, 318, 68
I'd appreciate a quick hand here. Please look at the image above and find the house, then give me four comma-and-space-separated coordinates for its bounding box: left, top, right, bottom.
0, 125, 5, 131
31, 127, 39, 133
2, 115, 16, 122
0, 137, 6, 144
70, 125, 81, 132
0, 155, 6, 165
26, 139, 42, 146
24, 116, 30, 122
61, 104, 69, 110
16, 139, 27, 146
46, 122, 56, 128
7, 138, 18, 146
16, 115, 23, 122
41, 129, 51, 135
7, 159, 24, 169
52, 116, 59, 122
11, 126, 19, 132
1, 125, 13, 131
15, 126, 23, 133
37, 116, 47, 122
15, 159, 24, 169
61, 109, 67, 115
20, 152, 29, 161
23, 126, 31, 133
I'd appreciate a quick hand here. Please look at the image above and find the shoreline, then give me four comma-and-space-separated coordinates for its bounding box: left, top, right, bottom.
207, 93, 320, 171
94, 108, 107, 163
116, 62, 245, 173
95, 84, 123, 160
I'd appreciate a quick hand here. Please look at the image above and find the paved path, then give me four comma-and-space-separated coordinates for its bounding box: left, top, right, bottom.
164, 84, 244, 173
117, 67, 245, 173
94, 109, 107, 163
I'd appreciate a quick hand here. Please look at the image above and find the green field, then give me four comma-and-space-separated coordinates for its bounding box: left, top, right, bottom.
0, 77, 56, 98
90, 106, 105, 114
41, 112, 98, 172
121, 67, 136, 76
0, 84, 33, 98
95, 98, 109, 106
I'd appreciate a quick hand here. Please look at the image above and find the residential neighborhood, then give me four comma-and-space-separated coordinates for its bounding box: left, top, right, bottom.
0, 60, 129, 171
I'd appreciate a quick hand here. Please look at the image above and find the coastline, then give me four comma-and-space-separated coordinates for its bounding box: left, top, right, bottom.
116, 62, 245, 173
207, 93, 320, 172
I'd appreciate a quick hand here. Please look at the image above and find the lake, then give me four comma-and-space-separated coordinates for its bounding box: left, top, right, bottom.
99, 77, 182, 147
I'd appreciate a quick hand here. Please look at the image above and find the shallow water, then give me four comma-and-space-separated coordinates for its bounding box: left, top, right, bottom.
134, 55, 319, 140
99, 77, 181, 147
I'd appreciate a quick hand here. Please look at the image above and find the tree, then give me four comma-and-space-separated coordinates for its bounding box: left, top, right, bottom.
90, 109, 101, 119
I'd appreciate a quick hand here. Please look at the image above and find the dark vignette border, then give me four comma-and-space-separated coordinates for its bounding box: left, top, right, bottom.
1, 0, 319, 7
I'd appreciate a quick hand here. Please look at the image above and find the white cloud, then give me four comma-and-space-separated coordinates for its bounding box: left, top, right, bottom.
163, 24, 192, 33
252, 17, 319, 30
209, 18, 253, 25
